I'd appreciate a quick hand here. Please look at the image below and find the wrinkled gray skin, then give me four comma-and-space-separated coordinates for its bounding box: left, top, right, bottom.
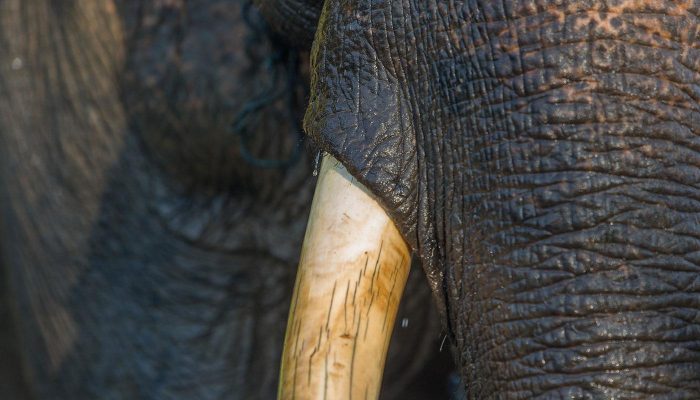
258, 0, 700, 398
0, 1, 453, 399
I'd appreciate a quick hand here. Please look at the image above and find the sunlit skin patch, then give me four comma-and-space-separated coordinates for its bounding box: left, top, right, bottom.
478, 1, 700, 178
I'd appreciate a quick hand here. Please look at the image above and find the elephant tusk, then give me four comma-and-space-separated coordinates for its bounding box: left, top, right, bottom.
278, 154, 411, 400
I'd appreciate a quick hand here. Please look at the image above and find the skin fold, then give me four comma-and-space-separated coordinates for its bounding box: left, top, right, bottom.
0, 0, 451, 399
288, 0, 700, 398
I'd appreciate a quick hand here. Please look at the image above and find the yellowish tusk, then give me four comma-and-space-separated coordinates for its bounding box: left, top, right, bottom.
278, 154, 411, 400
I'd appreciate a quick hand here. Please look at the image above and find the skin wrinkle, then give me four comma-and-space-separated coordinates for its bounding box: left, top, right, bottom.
305, 0, 700, 397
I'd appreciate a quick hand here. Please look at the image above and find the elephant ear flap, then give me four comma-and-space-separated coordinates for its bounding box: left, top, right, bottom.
303, 0, 419, 249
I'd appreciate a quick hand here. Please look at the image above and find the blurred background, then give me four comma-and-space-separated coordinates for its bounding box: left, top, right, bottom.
0, 0, 456, 398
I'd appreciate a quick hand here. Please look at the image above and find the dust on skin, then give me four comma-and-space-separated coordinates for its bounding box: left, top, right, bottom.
479, 0, 700, 175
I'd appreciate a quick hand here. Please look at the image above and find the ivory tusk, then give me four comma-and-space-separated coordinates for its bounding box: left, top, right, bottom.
278, 154, 411, 400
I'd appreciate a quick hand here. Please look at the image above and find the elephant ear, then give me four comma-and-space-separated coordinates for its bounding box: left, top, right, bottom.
304, 0, 420, 249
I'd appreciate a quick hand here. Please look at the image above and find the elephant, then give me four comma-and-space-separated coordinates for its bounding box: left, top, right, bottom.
253, 0, 700, 399
0, 0, 453, 399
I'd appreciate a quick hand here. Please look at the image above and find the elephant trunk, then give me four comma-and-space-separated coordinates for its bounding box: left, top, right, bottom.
278, 154, 410, 399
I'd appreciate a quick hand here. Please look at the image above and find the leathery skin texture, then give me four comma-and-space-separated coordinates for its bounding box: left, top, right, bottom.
0, 0, 449, 399
305, 0, 700, 398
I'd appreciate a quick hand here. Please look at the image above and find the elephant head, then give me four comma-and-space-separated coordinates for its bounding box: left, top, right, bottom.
262, 0, 700, 398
